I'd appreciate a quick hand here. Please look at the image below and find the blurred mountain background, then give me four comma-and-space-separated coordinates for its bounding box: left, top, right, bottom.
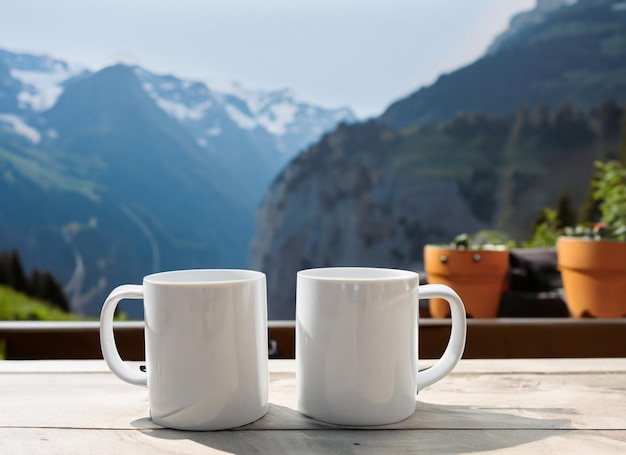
1, 0, 626, 319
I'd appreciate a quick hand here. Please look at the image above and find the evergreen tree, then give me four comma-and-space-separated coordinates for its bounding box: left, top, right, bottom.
579, 168, 602, 224
0, 250, 70, 312
28, 270, 70, 313
593, 100, 622, 143
0, 250, 28, 293
555, 191, 577, 229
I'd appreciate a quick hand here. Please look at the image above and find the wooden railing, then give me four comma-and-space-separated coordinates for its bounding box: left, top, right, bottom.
1, 319, 625, 360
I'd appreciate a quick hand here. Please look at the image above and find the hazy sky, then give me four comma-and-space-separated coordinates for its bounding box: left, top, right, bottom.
2, 0, 535, 118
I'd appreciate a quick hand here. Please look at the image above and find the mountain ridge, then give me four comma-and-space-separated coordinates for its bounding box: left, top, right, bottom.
381, 0, 626, 130
0, 50, 354, 317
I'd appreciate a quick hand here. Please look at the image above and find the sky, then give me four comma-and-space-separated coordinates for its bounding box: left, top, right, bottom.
1, 0, 535, 118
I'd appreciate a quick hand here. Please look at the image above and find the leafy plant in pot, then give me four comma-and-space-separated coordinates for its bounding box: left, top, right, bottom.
424, 231, 511, 318
557, 160, 626, 318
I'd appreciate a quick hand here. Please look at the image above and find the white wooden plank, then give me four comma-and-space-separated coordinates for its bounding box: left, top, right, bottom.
1, 361, 625, 431
0, 428, 624, 455
1, 359, 625, 453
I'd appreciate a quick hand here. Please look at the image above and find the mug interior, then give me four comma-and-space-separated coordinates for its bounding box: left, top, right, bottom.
297, 267, 418, 282
144, 269, 264, 285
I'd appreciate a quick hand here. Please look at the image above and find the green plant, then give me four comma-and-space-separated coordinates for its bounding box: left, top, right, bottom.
528, 160, 626, 244
524, 208, 563, 247
564, 160, 626, 241
448, 231, 514, 250
594, 160, 626, 240
525, 191, 577, 247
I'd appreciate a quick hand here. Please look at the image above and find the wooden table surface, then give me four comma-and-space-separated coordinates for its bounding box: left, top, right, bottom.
1, 358, 625, 454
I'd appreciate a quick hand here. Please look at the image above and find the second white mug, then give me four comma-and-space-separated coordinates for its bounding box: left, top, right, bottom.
296, 267, 466, 426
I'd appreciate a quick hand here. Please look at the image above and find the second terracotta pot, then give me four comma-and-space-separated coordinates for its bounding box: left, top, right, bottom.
557, 236, 626, 318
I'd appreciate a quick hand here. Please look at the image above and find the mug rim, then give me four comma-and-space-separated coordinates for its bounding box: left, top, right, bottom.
297, 267, 418, 282
144, 269, 265, 285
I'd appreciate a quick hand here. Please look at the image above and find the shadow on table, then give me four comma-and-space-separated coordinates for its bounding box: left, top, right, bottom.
132, 401, 570, 454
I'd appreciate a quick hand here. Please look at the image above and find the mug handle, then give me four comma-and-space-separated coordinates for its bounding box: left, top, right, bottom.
99, 284, 147, 386
416, 284, 467, 390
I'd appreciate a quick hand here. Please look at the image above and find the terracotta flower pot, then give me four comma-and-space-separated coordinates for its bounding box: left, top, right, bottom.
557, 236, 626, 318
424, 246, 509, 318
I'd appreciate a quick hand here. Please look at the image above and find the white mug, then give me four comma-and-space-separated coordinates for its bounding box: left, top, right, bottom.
99, 269, 269, 431
296, 267, 466, 426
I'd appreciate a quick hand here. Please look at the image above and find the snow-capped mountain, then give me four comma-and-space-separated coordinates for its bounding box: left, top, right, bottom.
0, 48, 355, 317
137, 68, 353, 157
0, 49, 355, 175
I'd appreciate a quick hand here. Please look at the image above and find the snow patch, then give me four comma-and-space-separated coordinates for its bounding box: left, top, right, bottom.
141, 80, 213, 122
159, 82, 176, 91
154, 97, 212, 121
257, 102, 298, 135
0, 113, 41, 143
207, 125, 222, 136
225, 104, 257, 130
10, 67, 77, 111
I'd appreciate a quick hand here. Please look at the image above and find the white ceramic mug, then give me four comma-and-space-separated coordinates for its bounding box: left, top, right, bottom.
99, 269, 269, 431
296, 267, 466, 426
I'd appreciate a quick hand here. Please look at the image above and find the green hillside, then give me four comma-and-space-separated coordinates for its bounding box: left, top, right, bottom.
392, 102, 624, 239
0, 284, 80, 321
0, 141, 99, 201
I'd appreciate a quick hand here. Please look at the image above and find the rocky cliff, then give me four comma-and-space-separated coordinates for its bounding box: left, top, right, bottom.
250, 104, 625, 319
